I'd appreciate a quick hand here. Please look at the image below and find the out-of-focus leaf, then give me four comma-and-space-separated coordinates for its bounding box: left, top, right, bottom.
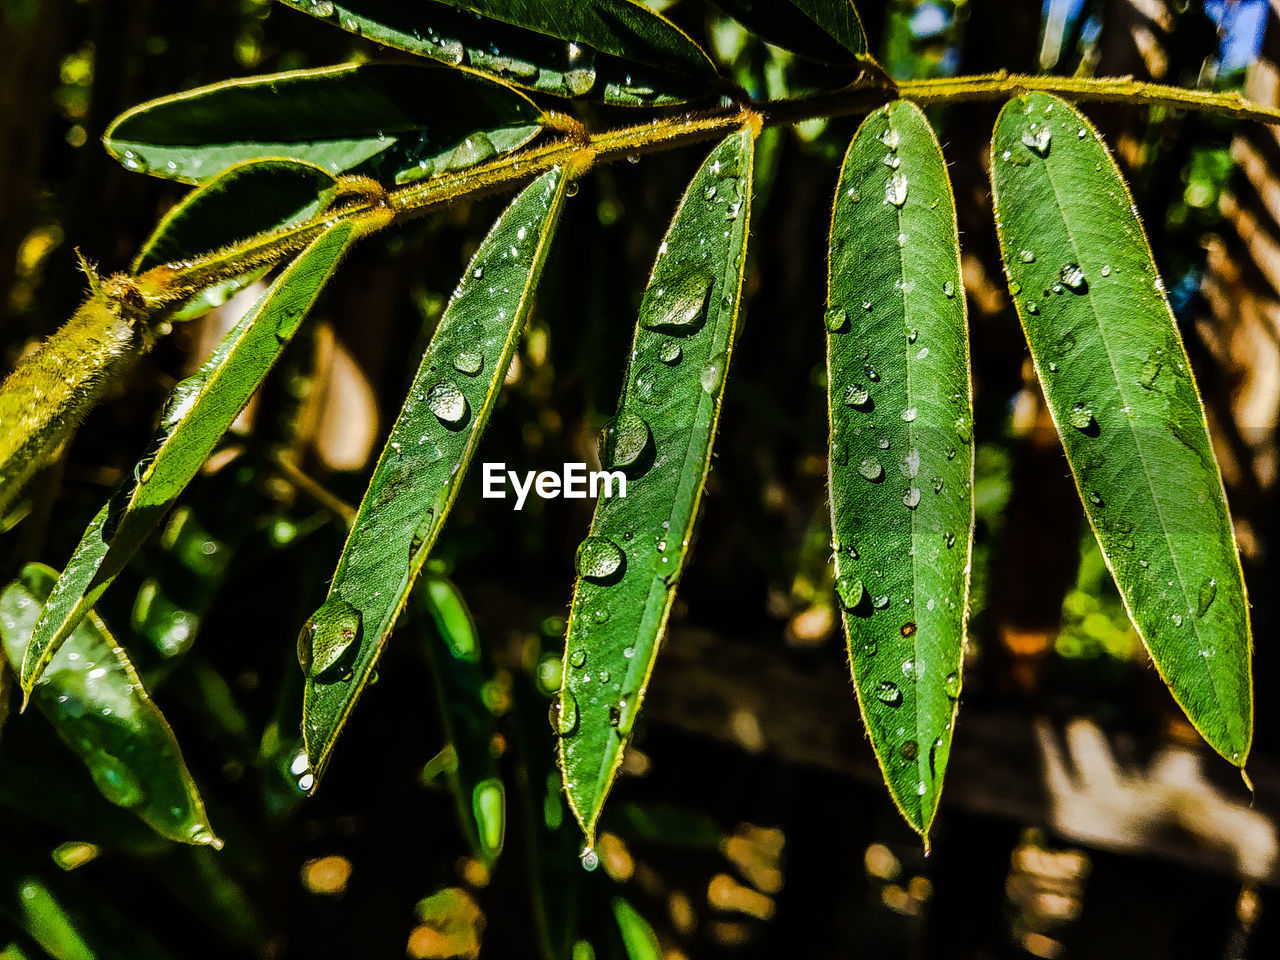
0, 565, 219, 848
558, 127, 756, 846
104, 62, 544, 183
611, 898, 660, 960
826, 100, 972, 840
713, 0, 866, 62
20, 222, 356, 695
300, 168, 569, 780
419, 577, 504, 866
275, 0, 717, 105
990, 92, 1253, 765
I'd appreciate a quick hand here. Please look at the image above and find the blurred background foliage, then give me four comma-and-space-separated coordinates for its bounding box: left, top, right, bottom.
2, 0, 1280, 957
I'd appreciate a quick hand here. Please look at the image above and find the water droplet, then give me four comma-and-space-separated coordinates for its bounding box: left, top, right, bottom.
160, 376, 204, 428
703, 184, 717, 202
580, 846, 599, 871
700, 351, 728, 394
903, 487, 921, 509
943, 281, 955, 298
861, 639, 878, 657
1021, 124, 1052, 156
1068, 402, 1094, 431
955, 417, 973, 444
880, 127, 901, 151
901, 407, 917, 422
1059, 263, 1086, 291
444, 131, 497, 171
1196, 577, 1217, 618
900, 740, 919, 760
944, 531, 956, 549
1026, 301, 1039, 314
569, 649, 587, 669
452, 352, 483, 376
603, 413, 651, 469
597, 669, 610, 683
550, 692, 579, 736
576, 536, 624, 581
1089, 491, 1104, 507
1171, 613, 1184, 627
641, 271, 712, 334
932, 477, 944, 494
885, 170, 909, 208
843, 383, 870, 408
916, 781, 927, 797
659, 339, 682, 364
426, 381, 468, 425
858, 458, 884, 481
824, 306, 848, 332
944, 671, 962, 698
836, 575, 865, 610
1018, 250, 1036, 263
313, 1, 335, 17
872, 594, 890, 609
876, 681, 902, 704
1101, 264, 1112, 277
1138, 350, 1162, 389
297, 596, 361, 679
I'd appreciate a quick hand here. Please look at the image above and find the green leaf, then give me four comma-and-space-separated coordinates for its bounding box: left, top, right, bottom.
419, 577, 505, 866
611, 898, 661, 960
275, 0, 717, 105
990, 92, 1253, 764
0, 564, 219, 848
104, 62, 544, 183
20, 221, 357, 697
557, 127, 756, 845
713, 0, 866, 62
300, 167, 570, 780
827, 100, 972, 840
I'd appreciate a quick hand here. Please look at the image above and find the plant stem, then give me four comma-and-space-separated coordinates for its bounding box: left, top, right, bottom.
134, 69, 1280, 307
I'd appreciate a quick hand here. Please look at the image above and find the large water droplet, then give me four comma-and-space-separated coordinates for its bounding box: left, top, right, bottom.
836, 575, 864, 610
576, 536, 624, 581
426, 381, 468, 425
641, 271, 713, 334
1068, 402, 1095, 432
1059, 263, 1086, 292
944, 670, 961, 699
700, 351, 729, 394
444, 131, 497, 171
1021, 124, 1052, 156
1196, 577, 1217, 618
858, 458, 884, 481
160, 376, 205, 428
885, 170, 909, 208
659, 339, 682, 364
876, 681, 902, 705
844, 383, 871, 408
900, 740, 919, 760
549, 692, 579, 735
603, 413, 651, 470
298, 596, 361, 679
824, 306, 848, 332
569, 649, 587, 669
452, 352, 483, 376
903, 487, 921, 509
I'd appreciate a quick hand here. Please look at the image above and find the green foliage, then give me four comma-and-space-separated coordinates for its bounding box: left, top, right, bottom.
0, 0, 1272, 952
826, 99, 971, 839
990, 92, 1252, 766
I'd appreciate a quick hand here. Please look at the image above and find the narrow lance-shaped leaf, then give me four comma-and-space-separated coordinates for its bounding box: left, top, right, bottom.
990, 92, 1253, 765
418, 577, 505, 867
105, 62, 544, 183
275, 0, 717, 106
0, 564, 220, 847
557, 126, 757, 847
714, 0, 867, 62
827, 100, 973, 840
20, 221, 358, 697
300, 167, 570, 780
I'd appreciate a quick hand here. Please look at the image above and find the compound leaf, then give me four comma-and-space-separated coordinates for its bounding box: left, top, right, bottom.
20, 221, 357, 697
105, 62, 544, 183
299, 167, 570, 780
557, 126, 757, 846
990, 92, 1252, 765
827, 100, 972, 840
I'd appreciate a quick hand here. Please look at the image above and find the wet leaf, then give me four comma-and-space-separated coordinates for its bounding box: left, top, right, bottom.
0, 564, 219, 847
419, 577, 505, 866
275, 0, 717, 105
104, 62, 544, 183
300, 167, 570, 780
991, 92, 1252, 765
827, 100, 972, 840
558, 127, 756, 845
20, 222, 357, 696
